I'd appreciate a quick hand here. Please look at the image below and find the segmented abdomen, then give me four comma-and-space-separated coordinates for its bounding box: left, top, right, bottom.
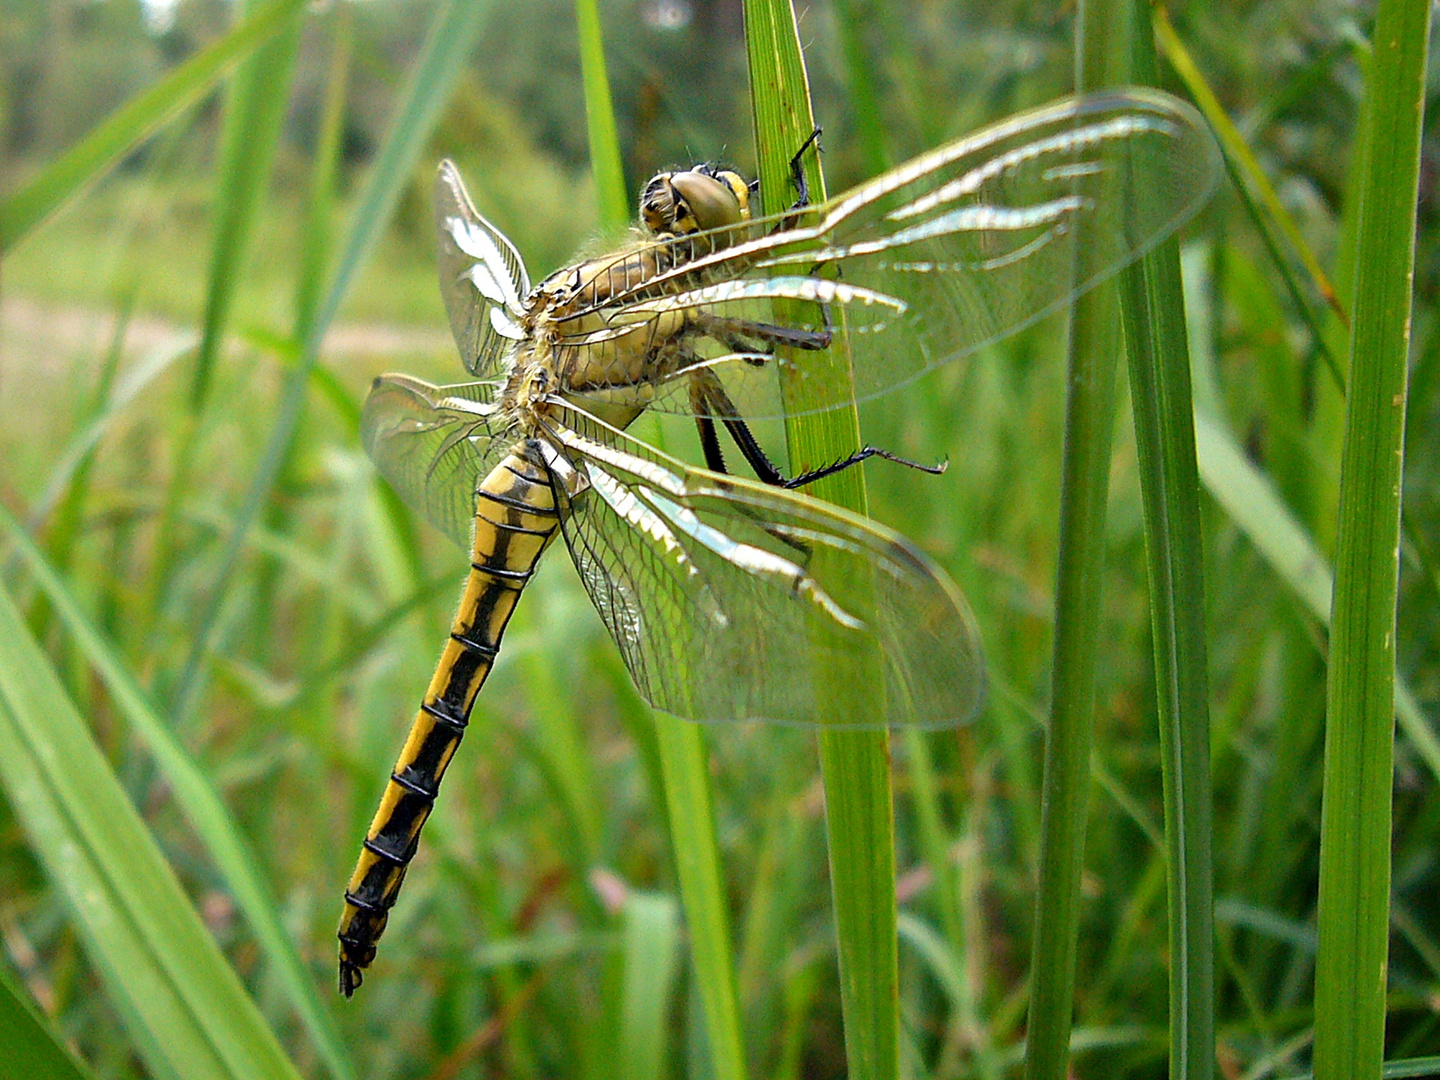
337, 444, 559, 996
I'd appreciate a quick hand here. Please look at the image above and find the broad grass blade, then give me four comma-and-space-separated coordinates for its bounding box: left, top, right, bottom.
0, 586, 303, 1080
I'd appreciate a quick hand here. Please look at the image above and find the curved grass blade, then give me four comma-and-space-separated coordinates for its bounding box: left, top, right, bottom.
167, 0, 496, 724
0, 963, 96, 1080
0, 0, 308, 250
0, 505, 357, 1080
20, 335, 193, 535
192, 3, 303, 409
0, 586, 303, 1080
1153, 6, 1347, 391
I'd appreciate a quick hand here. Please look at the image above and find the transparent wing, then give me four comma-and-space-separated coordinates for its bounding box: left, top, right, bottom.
556, 88, 1220, 419
360, 374, 519, 549
435, 159, 532, 379
543, 404, 985, 728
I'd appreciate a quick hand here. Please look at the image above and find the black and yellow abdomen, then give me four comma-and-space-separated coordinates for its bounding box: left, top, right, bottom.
338, 444, 559, 996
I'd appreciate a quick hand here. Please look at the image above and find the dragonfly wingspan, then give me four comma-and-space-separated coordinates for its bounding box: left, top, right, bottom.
555, 88, 1220, 419
545, 405, 985, 729
435, 160, 532, 379
360, 374, 516, 549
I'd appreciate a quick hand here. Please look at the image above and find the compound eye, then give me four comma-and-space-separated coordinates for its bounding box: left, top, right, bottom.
668, 172, 744, 233
640, 173, 679, 234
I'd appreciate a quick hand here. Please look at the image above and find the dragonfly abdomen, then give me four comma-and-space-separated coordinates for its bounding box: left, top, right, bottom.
338, 444, 559, 996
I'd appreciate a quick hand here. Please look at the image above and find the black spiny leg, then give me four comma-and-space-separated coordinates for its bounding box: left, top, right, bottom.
695, 415, 730, 475
780, 447, 947, 490
755, 127, 823, 230
688, 366, 944, 489
787, 127, 823, 214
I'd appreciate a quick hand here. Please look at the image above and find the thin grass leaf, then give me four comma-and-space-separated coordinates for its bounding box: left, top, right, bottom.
0, 962, 96, 1080
619, 891, 681, 1080
896, 912, 968, 1021
26, 295, 132, 645
574, 0, 628, 230
1278, 1054, 1440, 1080
0, 504, 358, 1080
191, 5, 302, 408
167, 0, 496, 723
742, 5, 898, 1078
1193, 411, 1440, 779
0, 586, 303, 1080
294, 5, 353, 342
1022, 7, 1128, 1078
653, 718, 748, 1080
1153, 7, 1347, 392
1313, 3, 1431, 1076
0, 0, 308, 250
19, 336, 193, 535
1153, 7, 1345, 327
1115, 6, 1217, 1078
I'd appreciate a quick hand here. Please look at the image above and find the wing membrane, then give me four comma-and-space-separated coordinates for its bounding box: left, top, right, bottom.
361, 374, 517, 549
557, 89, 1220, 418
435, 160, 532, 379
545, 405, 985, 728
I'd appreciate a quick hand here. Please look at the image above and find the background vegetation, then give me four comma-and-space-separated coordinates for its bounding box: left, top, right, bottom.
0, 0, 1437, 1078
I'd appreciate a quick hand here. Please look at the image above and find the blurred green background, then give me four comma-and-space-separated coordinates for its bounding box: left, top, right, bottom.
0, 1, 1437, 1078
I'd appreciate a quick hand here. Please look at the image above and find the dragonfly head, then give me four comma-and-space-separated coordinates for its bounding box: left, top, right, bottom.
640, 164, 751, 239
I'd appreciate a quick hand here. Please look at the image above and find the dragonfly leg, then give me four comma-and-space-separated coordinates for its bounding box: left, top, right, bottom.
689, 367, 785, 485
691, 310, 832, 354
780, 447, 948, 490
779, 127, 824, 225
693, 415, 729, 475
689, 366, 946, 490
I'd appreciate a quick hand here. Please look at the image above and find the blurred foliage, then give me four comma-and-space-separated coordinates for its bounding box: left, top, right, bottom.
0, 1, 1438, 1079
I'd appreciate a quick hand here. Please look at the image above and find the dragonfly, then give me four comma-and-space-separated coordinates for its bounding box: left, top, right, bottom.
336, 87, 1219, 995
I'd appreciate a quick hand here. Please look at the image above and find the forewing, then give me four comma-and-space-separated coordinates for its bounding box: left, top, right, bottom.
559, 88, 1219, 419
361, 374, 517, 549
435, 159, 532, 378
545, 407, 985, 728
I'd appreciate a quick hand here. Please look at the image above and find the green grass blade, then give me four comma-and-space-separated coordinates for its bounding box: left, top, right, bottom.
619, 891, 682, 1080
743, 5, 897, 1078
18, 336, 193, 534
167, 0, 495, 723
1115, 8, 1216, 1078
1153, 7, 1347, 392
653, 718, 748, 1080
1313, 2, 1432, 1077
0, 504, 358, 1080
0, 962, 96, 1080
1193, 412, 1440, 780
293, 5, 353, 341
191, 3, 302, 408
574, 0, 628, 230
1023, 5, 1126, 1077
0, 0, 308, 250
0, 587, 303, 1080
